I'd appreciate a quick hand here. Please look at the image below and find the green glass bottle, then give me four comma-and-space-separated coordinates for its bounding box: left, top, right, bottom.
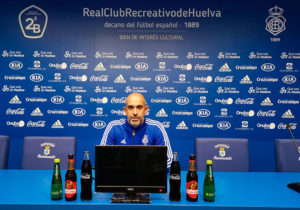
203, 160, 215, 202
51, 158, 63, 200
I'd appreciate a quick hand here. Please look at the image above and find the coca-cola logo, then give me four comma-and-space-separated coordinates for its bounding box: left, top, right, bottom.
111, 97, 126, 104
214, 76, 233, 82
235, 98, 254, 104
81, 174, 91, 179
170, 174, 181, 180
194, 64, 213, 70
90, 75, 108, 82
278, 123, 297, 129
257, 110, 276, 117
70, 63, 88, 69
6, 108, 25, 115
27, 120, 46, 127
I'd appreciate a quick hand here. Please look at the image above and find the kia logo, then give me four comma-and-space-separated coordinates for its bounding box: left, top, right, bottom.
72, 108, 86, 116
155, 75, 169, 83
30, 73, 44, 82
261, 63, 275, 72
135, 62, 148, 71
93, 120, 106, 129
282, 75, 296, 84
9, 61, 23, 70
51, 96, 65, 104
197, 109, 211, 117
176, 97, 189, 105
217, 121, 231, 130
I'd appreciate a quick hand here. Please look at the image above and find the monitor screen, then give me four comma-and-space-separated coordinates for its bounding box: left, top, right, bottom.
95, 145, 167, 194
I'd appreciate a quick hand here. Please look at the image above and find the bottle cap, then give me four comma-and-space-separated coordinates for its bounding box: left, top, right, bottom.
68, 154, 74, 159
207, 160, 213, 164
173, 152, 178, 161
190, 154, 195, 160
54, 158, 60, 163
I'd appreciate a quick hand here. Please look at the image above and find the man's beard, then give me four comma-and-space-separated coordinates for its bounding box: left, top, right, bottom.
129, 119, 142, 128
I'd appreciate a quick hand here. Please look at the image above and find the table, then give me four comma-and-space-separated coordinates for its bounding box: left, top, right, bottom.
0, 170, 299, 210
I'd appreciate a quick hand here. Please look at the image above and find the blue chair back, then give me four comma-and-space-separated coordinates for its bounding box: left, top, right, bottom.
195, 138, 249, 171
22, 136, 76, 169
0, 136, 10, 169
275, 139, 300, 172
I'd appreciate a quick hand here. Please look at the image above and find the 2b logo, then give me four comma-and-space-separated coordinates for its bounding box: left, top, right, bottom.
19, 5, 48, 39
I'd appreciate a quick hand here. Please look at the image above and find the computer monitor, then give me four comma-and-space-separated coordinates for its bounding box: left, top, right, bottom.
95, 145, 167, 203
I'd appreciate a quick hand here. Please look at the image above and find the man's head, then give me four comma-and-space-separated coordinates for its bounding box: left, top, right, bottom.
123, 93, 149, 128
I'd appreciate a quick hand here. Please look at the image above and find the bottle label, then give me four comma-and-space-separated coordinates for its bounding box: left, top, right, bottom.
81, 173, 91, 179
170, 174, 181, 180
186, 181, 198, 199
205, 192, 215, 197
51, 184, 62, 198
65, 180, 77, 198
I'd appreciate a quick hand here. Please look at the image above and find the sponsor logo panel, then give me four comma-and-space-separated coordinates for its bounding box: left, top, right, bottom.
9, 61, 23, 70
217, 121, 231, 130
187, 52, 209, 59
93, 120, 106, 129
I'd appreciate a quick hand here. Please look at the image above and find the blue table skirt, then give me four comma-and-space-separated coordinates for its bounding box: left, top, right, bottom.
0, 170, 299, 210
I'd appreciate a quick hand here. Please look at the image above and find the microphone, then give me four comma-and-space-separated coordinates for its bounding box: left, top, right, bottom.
286, 124, 300, 193
132, 130, 136, 145
286, 124, 300, 154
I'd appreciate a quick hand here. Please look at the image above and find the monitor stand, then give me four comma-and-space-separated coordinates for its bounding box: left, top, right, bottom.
111, 192, 151, 203
287, 182, 300, 193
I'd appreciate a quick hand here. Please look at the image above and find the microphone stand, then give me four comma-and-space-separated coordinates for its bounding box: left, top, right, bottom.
287, 124, 300, 154
286, 124, 300, 193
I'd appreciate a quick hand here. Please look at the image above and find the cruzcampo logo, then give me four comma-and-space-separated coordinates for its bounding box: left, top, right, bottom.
19, 5, 48, 39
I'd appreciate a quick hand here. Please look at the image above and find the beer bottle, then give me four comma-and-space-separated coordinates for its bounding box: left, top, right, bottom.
186, 154, 198, 202
203, 160, 215, 202
51, 158, 63, 200
65, 154, 77, 201
169, 152, 181, 201
80, 151, 92, 201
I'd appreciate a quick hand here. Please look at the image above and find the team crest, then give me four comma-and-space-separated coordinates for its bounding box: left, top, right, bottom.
265, 5, 286, 36
142, 135, 149, 145
214, 144, 232, 160
37, 142, 56, 159
219, 147, 226, 157
44, 146, 50, 155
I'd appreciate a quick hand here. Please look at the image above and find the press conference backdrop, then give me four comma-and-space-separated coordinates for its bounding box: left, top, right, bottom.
1, 0, 299, 170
